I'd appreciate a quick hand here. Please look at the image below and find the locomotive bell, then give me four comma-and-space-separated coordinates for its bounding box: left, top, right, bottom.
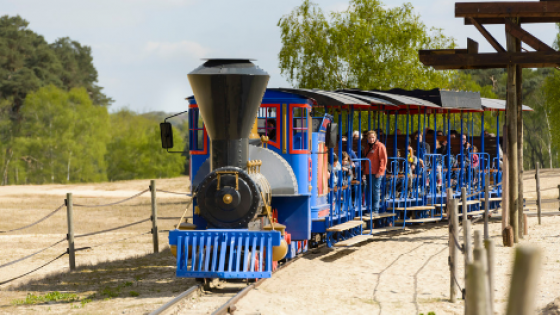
187, 59, 269, 170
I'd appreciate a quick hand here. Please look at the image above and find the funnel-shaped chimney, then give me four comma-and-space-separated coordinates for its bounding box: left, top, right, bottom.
188, 59, 269, 170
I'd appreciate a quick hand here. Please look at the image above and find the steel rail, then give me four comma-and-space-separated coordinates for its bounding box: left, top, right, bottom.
148, 285, 201, 315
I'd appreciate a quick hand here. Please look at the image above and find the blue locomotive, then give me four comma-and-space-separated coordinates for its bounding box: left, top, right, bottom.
160, 59, 524, 280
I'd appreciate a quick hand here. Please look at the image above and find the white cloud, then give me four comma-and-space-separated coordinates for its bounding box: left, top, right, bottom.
144, 41, 211, 59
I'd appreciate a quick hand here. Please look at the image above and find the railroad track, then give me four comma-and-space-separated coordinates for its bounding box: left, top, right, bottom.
148, 254, 302, 315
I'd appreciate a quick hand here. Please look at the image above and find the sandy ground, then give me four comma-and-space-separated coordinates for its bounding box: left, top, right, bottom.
0, 176, 197, 315
1, 174, 560, 315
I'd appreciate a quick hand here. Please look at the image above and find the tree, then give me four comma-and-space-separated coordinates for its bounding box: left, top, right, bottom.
278, 0, 456, 90
0, 15, 63, 184
50, 37, 113, 106
15, 85, 109, 184
105, 109, 185, 181
0, 15, 113, 184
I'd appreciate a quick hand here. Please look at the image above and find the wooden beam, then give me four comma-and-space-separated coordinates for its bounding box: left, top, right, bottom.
465, 17, 560, 25
505, 18, 556, 52
419, 51, 560, 69
456, 2, 560, 18
469, 18, 506, 53
418, 49, 468, 55
468, 38, 479, 54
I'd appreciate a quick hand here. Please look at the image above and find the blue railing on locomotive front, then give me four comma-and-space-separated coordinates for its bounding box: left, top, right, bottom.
491, 156, 503, 195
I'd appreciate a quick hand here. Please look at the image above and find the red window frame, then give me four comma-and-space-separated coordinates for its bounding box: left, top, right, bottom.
289, 104, 311, 154
257, 104, 280, 149
189, 105, 208, 155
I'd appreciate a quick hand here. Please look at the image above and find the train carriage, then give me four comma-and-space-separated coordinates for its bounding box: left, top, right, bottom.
160, 59, 531, 281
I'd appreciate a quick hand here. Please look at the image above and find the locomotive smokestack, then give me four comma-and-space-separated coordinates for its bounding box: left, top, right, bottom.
188, 59, 269, 170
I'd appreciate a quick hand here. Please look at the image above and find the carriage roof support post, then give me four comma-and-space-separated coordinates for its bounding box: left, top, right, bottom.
460, 111, 464, 190
481, 111, 485, 175
403, 107, 410, 226
393, 112, 398, 158
447, 111, 452, 191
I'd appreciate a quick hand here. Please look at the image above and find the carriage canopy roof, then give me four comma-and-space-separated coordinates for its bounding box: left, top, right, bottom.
481, 98, 533, 111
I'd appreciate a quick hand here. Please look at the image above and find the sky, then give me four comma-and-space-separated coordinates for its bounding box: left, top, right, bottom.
3, 0, 558, 113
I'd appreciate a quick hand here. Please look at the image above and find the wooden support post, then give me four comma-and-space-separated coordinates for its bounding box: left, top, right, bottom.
503, 226, 514, 247
464, 217, 473, 271
466, 262, 489, 315
517, 38, 524, 240
484, 174, 490, 240
506, 18, 519, 244
448, 189, 458, 303
66, 193, 76, 271
524, 213, 528, 236
505, 246, 542, 315
535, 162, 542, 225
150, 180, 159, 254
484, 239, 495, 315
473, 230, 492, 315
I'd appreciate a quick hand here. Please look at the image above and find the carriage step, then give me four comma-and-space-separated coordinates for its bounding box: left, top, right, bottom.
395, 217, 442, 223
363, 226, 406, 235
333, 235, 373, 247
435, 200, 480, 207
354, 213, 397, 221
444, 210, 487, 218
481, 198, 502, 201
326, 220, 363, 232
394, 206, 435, 211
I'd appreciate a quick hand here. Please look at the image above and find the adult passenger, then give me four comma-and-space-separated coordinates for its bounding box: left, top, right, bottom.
363, 130, 387, 215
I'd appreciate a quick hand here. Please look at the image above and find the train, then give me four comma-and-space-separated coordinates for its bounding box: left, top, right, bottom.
159, 59, 530, 280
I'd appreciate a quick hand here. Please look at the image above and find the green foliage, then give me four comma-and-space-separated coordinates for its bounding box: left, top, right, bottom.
3, 85, 186, 185
129, 291, 139, 297
0, 15, 112, 185
12, 291, 79, 305
106, 109, 185, 181
278, 0, 456, 90
15, 85, 109, 184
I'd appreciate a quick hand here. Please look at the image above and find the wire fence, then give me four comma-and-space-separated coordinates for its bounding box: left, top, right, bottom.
0, 181, 191, 286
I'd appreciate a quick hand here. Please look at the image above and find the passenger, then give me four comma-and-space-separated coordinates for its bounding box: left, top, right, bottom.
363, 130, 387, 215
341, 152, 354, 187
462, 134, 471, 151
412, 131, 431, 159
266, 119, 276, 141
328, 154, 342, 186
436, 130, 443, 137
352, 131, 360, 153
471, 146, 480, 185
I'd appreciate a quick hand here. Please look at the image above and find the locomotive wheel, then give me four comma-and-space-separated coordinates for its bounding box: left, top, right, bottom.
197, 167, 261, 228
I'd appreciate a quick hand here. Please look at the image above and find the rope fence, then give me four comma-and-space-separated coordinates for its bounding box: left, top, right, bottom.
0, 204, 64, 234
0, 180, 191, 286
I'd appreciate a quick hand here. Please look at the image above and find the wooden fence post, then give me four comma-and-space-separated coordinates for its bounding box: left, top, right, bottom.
473, 230, 491, 315
505, 246, 542, 315
484, 239, 495, 315
523, 213, 528, 236
462, 186, 468, 219
65, 193, 76, 271
150, 180, 159, 253
484, 174, 490, 240
466, 262, 489, 315
448, 189, 458, 303
535, 162, 541, 225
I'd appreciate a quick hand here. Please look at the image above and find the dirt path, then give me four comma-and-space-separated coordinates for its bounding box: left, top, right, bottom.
234, 217, 560, 315
2, 174, 560, 314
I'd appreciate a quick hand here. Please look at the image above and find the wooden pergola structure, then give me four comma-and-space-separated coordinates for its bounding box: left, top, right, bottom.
419, 0, 560, 245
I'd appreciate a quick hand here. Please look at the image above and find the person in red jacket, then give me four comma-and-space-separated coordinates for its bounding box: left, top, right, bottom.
363, 130, 387, 215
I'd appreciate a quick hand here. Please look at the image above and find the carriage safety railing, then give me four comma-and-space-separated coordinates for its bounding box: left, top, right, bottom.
0, 179, 191, 286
